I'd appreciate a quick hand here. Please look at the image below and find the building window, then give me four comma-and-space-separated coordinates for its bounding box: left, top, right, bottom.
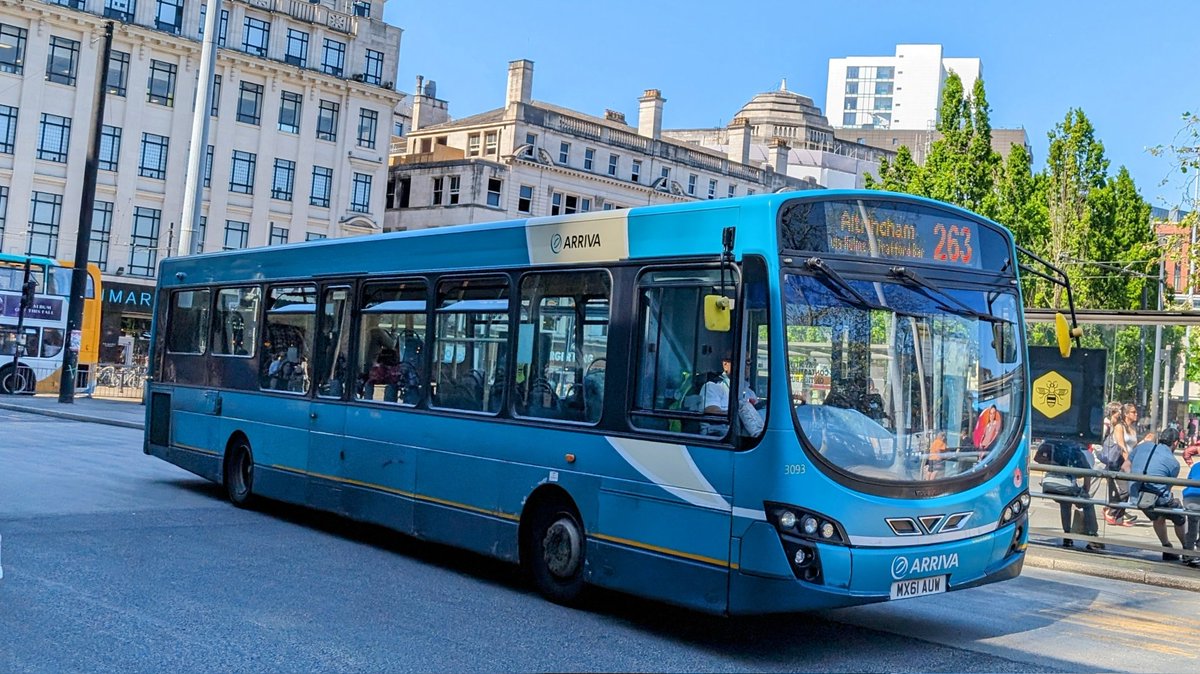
223, 220, 249, 250
608, 153, 618, 176
551, 191, 584, 216
486, 178, 502, 208
155, 0, 184, 34
147, 60, 176, 106
353, 0, 371, 17
0, 186, 6, 243
845, 81, 859, 95
708, 179, 717, 199
432, 177, 442, 205
357, 109, 378, 149
559, 141, 570, 164
484, 131, 498, 155
432, 176, 460, 206
203, 145, 213, 187
104, 0, 136, 22
846, 66, 859, 79
139, 133, 169, 179
364, 49, 383, 85
27, 192, 62, 258
45, 36, 80, 86
517, 185, 533, 214
129, 207, 161, 277
199, 5, 229, 47
269, 224, 289, 246
727, 184, 736, 198
285, 29, 308, 67
877, 66, 894, 79
0, 105, 16, 154
196, 216, 206, 253
237, 81, 263, 125
875, 81, 894, 95
209, 74, 221, 116
242, 16, 270, 57
321, 39, 346, 77
523, 132, 537, 158
201, 143, 213, 185
0, 24, 27, 75
842, 112, 857, 126
660, 166, 671, 186
37, 114, 71, 162
278, 90, 301, 133
747, 189, 756, 196
229, 150, 256, 194
687, 173, 697, 196
272, 158, 295, 201
447, 175, 460, 204
467, 133, 481, 157
95, 126, 121, 172
106, 50, 129, 96
90, 201, 113, 271
316, 100, 339, 141
631, 160, 641, 183
310, 166, 332, 207
306, 232, 326, 241
584, 148, 594, 171
351, 173, 372, 213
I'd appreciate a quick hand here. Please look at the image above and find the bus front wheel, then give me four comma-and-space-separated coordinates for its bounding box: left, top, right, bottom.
224, 437, 256, 508
0, 364, 35, 395
525, 501, 586, 605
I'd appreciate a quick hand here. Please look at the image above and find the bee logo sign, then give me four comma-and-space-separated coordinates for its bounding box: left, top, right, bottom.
1033, 370, 1071, 420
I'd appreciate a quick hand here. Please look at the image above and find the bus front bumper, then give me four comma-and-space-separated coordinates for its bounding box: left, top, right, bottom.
729, 519, 1027, 614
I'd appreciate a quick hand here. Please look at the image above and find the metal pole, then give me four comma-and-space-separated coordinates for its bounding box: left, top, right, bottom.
59, 22, 113, 403
1149, 260, 1164, 430
179, 0, 221, 256
8, 258, 33, 395
1163, 346, 1173, 430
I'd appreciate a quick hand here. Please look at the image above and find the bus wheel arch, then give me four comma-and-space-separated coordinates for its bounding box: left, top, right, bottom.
0, 363, 35, 395
519, 485, 587, 605
223, 432, 256, 508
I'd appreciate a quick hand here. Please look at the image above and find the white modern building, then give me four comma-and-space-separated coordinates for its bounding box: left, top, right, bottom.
384, 60, 813, 232
825, 44, 980, 131
0, 0, 402, 361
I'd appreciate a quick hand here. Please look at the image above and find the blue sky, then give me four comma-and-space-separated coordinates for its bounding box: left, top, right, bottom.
383, 0, 1200, 208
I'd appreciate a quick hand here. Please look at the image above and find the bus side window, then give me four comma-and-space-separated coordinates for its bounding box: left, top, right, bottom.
356, 280, 427, 406
512, 270, 611, 424
630, 268, 736, 438
315, 286, 352, 399
431, 277, 509, 414
166, 289, 210, 354
212, 287, 261, 358
260, 285, 315, 393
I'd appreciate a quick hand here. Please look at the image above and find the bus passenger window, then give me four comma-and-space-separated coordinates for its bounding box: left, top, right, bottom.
41, 327, 65, 358
166, 289, 210, 354
431, 278, 509, 413
630, 268, 736, 437
260, 286, 314, 393
212, 287, 261, 358
513, 271, 610, 424
356, 280, 427, 406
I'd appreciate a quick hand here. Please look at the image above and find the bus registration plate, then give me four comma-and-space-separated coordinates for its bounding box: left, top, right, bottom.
889, 575, 946, 601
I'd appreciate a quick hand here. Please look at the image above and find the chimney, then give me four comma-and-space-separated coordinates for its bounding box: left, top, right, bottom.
411, 75, 426, 131
727, 117, 751, 165
769, 138, 790, 175
506, 59, 534, 109
604, 109, 627, 124
637, 89, 665, 139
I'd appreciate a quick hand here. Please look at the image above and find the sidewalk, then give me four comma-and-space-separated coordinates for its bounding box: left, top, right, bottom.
0, 393, 145, 429
1, 395, 1195, 591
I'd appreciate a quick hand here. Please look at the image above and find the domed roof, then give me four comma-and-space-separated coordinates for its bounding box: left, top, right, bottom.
732, 80, 834, 139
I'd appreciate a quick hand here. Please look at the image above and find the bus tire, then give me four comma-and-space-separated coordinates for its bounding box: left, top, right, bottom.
223, 436, 256, 508
524, 498, 586, 605
0, 364, 35, 395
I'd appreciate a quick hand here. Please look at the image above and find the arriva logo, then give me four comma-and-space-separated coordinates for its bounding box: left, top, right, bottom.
890, 552, 958, 580
549, 232, 602, 255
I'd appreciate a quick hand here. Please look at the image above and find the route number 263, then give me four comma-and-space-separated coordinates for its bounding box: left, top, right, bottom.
932, 224, 973, 264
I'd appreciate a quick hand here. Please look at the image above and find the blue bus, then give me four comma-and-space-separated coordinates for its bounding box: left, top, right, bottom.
145, 191, 1068, 614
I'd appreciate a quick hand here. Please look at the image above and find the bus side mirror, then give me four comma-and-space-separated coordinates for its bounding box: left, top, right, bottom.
1054, 312, 1082, 358
992, 322, 1018, 364
704, 294, 734, 332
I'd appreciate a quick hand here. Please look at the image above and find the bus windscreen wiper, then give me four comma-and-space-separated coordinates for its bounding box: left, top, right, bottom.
888, 266, 1011, 324
805, 258, 897, 314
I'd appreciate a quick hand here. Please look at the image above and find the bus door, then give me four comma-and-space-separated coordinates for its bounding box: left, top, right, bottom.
307, 284, 353, 515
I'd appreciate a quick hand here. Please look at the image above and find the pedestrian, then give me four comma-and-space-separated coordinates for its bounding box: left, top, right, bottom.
1036, 441, 1103, 551
1104, 403, 1140, 526
1182, 445, 1200, 568
1128, 428, 1189, 562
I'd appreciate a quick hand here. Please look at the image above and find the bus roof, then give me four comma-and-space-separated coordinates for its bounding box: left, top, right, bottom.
158, 191, 1012, 288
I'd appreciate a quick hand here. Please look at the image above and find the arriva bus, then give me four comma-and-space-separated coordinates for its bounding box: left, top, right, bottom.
1, 253, 101, 394
145, 192, 1073, 614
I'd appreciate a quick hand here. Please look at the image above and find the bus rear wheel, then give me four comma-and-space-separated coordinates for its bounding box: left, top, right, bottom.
0, 364, 35, 395
525, 501, 586, 605
224, 437, 256, 508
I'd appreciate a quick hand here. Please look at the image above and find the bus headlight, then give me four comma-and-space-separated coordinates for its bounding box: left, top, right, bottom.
999, 491, 1029, 525
801, 515, 819, 536
766, 503, 847, 546
778, 510, 797, 530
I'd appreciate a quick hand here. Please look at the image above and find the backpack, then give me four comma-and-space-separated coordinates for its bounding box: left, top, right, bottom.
1097, 431, 1123, 470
